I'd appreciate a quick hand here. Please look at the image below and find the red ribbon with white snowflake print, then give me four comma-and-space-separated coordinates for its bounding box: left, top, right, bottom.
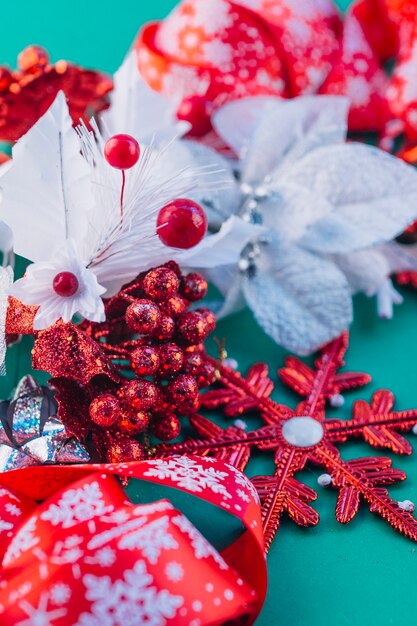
0, 456, 266, 625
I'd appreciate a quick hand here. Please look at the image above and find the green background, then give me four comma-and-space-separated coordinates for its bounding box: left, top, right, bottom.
2, 1, 416, 625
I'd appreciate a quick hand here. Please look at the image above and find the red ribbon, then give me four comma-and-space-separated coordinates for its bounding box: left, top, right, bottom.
0, 456, 266, 625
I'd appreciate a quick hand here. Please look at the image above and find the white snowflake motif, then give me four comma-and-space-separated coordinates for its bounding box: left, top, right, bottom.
3, 517, 39, 566
143, 457, 232, 499
118, 516, 179, 565
86, 546, 117, 568
225, 463, 260, 505
5, 502, 22, 517
50, 583, 71, 605
0, 519, 13, 533
41, 481, 114, 528
191, 0, 235, 36
237, 489, 251, 503
165, 561, 184, 583
346, 74, 371, 107
75, 560, 184, 626
172, 514, 228, 570
52, 535, 84, 565
16, 593, 67, 626
202, 40, 234, 68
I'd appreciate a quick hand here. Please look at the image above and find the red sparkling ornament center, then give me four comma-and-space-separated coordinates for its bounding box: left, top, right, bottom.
104, 134, 141, 170
157, 199, 207, 249
52, 271, 79, 297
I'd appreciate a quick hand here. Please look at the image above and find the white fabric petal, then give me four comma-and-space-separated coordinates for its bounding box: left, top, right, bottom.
178, 216, 264, 268
331, 249, 391, 295
283, 143, 417, 254
242, 242, 352, 355
0, 92, 94, 263
213, 95, 349, 185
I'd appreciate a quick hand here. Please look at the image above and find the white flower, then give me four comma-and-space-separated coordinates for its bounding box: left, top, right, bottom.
0, 91, 257, 329
196, 94, 417, 355
10, 240, 105, 330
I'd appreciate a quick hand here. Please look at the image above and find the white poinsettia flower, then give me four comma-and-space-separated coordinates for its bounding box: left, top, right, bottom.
197, 94, 417, 354
0, 91, 257, 330
10, 240, 106, 330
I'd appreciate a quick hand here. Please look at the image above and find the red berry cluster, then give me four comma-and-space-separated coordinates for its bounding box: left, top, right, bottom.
85, 262, 216, 459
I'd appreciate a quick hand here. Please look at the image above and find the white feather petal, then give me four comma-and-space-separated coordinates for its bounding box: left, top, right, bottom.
0, 92, 93, 263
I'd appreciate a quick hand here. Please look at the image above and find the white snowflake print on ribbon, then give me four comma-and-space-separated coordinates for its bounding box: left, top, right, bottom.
165, 561, 185, 583
5, 502, 22, 517
172, 515, 228, 571
3, 517, 39, 566
118, 516, 179, 565
50, 583, 72, 605
225, 462, 260, 504
143, 456, 232, 499
75, 560, 183, 626
16, 593, 67, 626
40, 481, 114, 528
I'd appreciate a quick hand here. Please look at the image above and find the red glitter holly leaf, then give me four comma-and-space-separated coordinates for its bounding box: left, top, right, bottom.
32, 320, 119, 385
326, 390, 417, 454
50, 377, 94, 440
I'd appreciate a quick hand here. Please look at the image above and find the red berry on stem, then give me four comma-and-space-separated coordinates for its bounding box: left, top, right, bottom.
177, 96, 214, 137
118, 409, 149, 435
104, 134, 140, 170
152, 413, 181, 441
89, 394, 120, 427
176, 311, 210, 345
167, 374, 199, 414
130, 346, 160, 376
119, 379, 160, 411
195, 308, 216, 333
161, 294, 187, 318
143, 267, 179, 301
181, 273, 208, 302
108, 437, 145, 463
157, 199, 207, 249
183, 352, 204, 375
157, 343, 184, 376
126, 299, 160, 334
153, 315, 175, 341
53, 272, 79, 297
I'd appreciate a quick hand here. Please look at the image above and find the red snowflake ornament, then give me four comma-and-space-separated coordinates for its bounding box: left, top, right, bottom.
157, 333, 417, 550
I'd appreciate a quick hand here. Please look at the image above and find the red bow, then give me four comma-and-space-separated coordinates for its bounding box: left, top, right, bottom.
0, 456, 266, 625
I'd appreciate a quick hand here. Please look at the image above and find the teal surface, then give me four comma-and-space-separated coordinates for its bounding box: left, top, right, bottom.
3, 2, 417, 626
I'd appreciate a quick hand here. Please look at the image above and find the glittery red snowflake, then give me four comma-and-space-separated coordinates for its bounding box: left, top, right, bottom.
156, 333, 417, 550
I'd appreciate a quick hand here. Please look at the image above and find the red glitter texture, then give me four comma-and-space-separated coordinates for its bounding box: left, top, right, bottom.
26, 263, 216, 463
0, 45, 112, 143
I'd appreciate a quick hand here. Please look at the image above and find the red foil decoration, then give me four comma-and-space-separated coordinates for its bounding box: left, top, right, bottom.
0, 45, 112, 143
0, 456, 266, 625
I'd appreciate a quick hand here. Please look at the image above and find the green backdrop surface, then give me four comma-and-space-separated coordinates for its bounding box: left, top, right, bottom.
2, 2, 416, 625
